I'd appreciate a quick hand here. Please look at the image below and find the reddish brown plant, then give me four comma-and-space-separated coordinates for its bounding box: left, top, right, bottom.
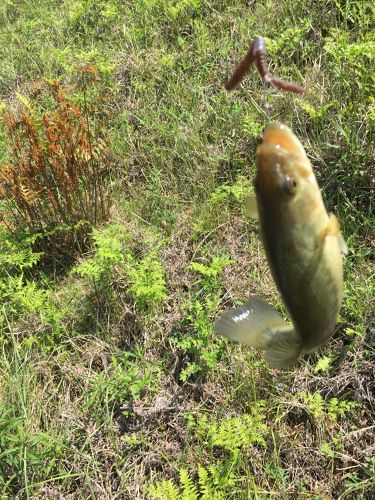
0, 65, 111, 254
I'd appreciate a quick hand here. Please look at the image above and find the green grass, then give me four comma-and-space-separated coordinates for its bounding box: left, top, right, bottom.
0, 0, 374, 497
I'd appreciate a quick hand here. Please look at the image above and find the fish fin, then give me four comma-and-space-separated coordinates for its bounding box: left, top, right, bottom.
337, 231, 348, 255
245, 195, 259, 219
323, 213, 341, 238
322, 214, 347, 255
213, 297, 290, 349
264, 330, 302, 369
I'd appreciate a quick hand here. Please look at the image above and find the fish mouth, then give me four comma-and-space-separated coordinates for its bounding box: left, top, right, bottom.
255, 123, 313, 193
262, 122, 308, 161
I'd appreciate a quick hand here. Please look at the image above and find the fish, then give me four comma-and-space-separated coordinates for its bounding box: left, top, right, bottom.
214, 123, 346, 369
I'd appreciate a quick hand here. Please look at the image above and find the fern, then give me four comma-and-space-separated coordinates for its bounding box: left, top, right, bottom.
314, 355, 334, 373
148, 479, 180, 500
209, 177, 253, 207
171, 254, 230, 382
242, 115, 263, 137
171, 292, 223, 382
179, 468, 198, 499
75, 224, 128, 281
188, 255, 232, 291
165, 0, 201, 20
298, 391, 357, 421
126, 252, 167, 309
0, 228, 42, 272
1, 71, 111, 255
299, 100, 337, 121
84, 352, 153, 418
327, 397, 357, 422
199, 463, 237, 499
211, 412, 268, 452
149, 463, 238, 500
198, 465, 226, 499
264, 21, 310, 56
192, 401, 268, 454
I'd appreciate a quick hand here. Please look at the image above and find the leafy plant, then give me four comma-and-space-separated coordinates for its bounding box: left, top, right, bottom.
149, 464, 237, 500
189, 401, 268, 455
209, 178, 253, 207
75, 224, 128, 282
191, 178, 254, 241
298, 391, 357, 421
0, 65, 111, 255
75, 223, 167, 318
242, 115, 263, 137
188, 254, 232, 291
299, 100, 337, 121
0, 227, 64, 344
84, 351, 153, 418
264, 21, 311, 56
149, 403, 268, 498
314, 355, 334, 374
172, 255, 231, 381
0, 228, 42, 272
66, 0, 122, 39
173, 293, 222, 381
126, 252, 167, 309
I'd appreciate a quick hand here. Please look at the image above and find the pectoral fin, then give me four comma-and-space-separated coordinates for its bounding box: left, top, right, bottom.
245, 195, 259, 219
321, 214, 347, 255
323, 213, 341, 238
337, 231, 348, 255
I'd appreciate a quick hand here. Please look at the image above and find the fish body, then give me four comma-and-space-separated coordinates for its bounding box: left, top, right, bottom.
214, 123, 345, 369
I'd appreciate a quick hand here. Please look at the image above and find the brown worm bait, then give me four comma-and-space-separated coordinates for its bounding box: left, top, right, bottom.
225, 37, 306, 95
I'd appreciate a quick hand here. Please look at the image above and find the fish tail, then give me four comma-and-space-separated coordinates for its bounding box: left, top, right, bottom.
214, 297, 302, 368
264, 329, 302, 369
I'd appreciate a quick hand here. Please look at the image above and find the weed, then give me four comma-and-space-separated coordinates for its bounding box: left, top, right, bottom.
84, 351, 154, 419
75, 224, 128, 283
0, 226, 64, 347
314, 355, 334, 374
191, 178, 254, 241
298, 391, 357, 422
189, 400, 268, 454
172, 255, 230, 381
149, 463, 237, 499
149, 402, 268, 497
188, 254, 232, 291
172, 293, 223, 382
126, 252, 168, 311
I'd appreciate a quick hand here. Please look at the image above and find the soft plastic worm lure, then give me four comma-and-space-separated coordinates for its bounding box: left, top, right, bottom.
225, 37, 306, 95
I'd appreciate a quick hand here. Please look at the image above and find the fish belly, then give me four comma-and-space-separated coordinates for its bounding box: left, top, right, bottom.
270, 234, 343, 351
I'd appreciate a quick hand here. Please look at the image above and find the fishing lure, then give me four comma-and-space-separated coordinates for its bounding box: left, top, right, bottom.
225, 37, 306, 95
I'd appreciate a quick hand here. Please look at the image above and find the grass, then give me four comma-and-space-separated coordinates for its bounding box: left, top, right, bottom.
0, 0, 374, 497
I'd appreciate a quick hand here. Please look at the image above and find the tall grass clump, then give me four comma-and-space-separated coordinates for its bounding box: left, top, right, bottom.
0, 64, 111, 257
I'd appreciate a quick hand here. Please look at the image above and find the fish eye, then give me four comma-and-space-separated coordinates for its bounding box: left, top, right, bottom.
283, 175, 298, 195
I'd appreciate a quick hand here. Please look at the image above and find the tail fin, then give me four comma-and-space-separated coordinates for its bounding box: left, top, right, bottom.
264, 330, 302, 369
213, 297, 302, 369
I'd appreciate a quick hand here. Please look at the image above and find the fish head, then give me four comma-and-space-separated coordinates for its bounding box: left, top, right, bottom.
255, 123, 322, 222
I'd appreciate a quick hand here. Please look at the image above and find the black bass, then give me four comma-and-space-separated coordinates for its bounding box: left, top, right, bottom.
214, 123, 346, 369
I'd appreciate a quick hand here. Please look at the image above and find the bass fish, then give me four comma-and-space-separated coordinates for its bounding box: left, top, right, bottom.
214, 123, 346, 369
